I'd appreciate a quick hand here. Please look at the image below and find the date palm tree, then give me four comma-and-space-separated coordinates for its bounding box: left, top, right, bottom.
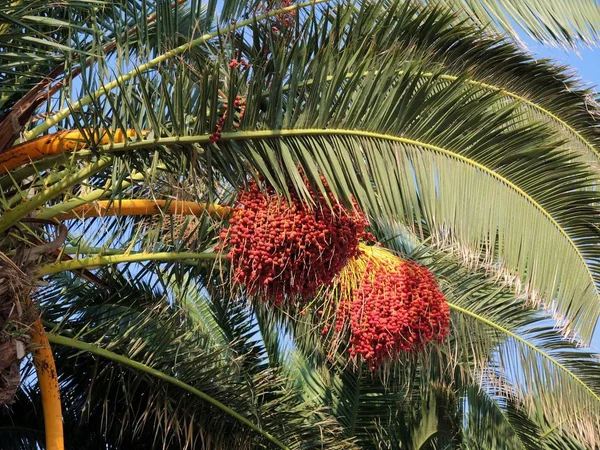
1, 0, 600, 449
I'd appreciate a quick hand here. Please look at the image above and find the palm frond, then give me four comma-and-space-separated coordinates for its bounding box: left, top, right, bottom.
462, 384, 542, 450
5, 1, 599, 341
425, 0, 600, 47
400, 238, 600, 449
12, 268, 354, 449
359, 4, 600, 170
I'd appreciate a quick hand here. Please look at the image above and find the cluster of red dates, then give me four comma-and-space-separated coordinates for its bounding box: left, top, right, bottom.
219, 178, 368, 304
219, 178, 450, 367
328, 245, 450, 369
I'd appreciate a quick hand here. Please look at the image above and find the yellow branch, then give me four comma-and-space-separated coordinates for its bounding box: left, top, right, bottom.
0, 129, 146, 175
30, 316, 63, 450
53, 199, 232, 221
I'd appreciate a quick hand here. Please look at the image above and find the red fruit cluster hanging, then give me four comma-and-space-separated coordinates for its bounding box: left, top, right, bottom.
219, 178, 371, 305
329, 245, 450, 368
210, 93, 247, 143
218, 174, 450, 366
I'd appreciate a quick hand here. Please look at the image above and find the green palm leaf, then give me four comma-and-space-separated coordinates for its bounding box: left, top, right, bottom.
5, 1, 599, 341
403, 239, 600, 449
462, 385, 542, 450
426, 0, 600, 47
0, 269, 353, 449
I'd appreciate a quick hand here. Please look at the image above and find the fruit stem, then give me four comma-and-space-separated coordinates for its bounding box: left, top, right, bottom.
48, 199, 232, 221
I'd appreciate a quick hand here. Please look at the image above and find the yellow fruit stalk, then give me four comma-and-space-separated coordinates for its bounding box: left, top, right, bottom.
54, 199, 232, 220
0, 129, 144, 175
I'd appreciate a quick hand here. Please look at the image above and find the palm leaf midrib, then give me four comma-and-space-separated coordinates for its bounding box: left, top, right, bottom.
36, 127, 594, 281
277, 70, 600, 166
449, 302, 600, 406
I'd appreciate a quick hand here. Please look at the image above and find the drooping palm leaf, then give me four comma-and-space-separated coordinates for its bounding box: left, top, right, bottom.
2, 1, 600, 447
0, 268, 355, 449
399, 236, 600, 449
461, 385, 543, 450
4, 1, 600, 343
425, 0, 600, 47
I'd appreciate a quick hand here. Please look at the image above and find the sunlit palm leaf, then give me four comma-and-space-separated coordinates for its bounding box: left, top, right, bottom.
5, 1, 599, 342
403, 240, 600, 449
426, 0, 600, 47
